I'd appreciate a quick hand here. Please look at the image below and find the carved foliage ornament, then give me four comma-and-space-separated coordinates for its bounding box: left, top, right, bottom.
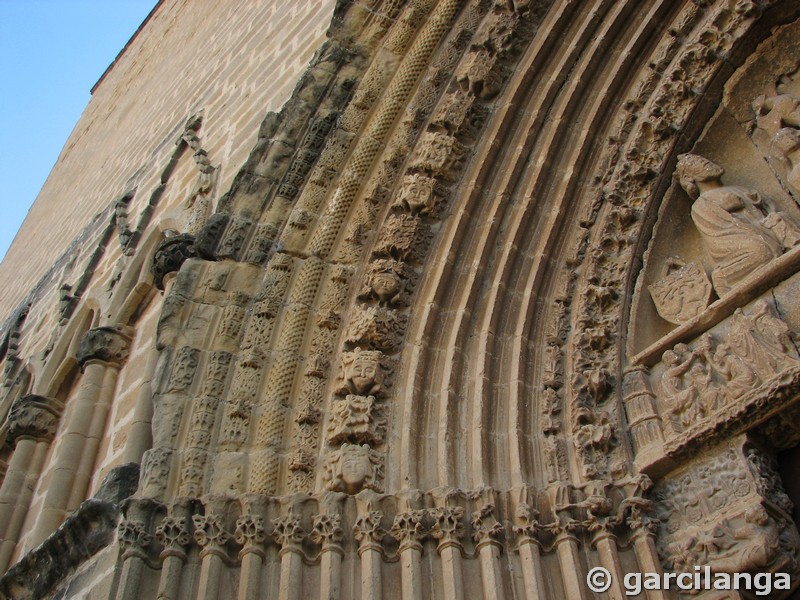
152, 233, 197, 290
7, 395, 63, 445
77, 326, 131, 368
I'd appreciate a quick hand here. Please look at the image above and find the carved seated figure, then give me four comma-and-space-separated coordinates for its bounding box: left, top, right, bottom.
676, 154, 800, 296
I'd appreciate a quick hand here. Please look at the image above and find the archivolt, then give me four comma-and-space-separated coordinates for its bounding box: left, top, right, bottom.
388, 0, 800, 493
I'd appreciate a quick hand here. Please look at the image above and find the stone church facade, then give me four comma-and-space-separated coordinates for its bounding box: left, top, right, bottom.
1, 0, 800, 598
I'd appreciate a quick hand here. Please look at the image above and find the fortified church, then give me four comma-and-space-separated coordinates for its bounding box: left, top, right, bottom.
0, 0, 800, 598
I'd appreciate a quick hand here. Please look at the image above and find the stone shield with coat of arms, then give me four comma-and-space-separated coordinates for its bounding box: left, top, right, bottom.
648, 260, 713, 325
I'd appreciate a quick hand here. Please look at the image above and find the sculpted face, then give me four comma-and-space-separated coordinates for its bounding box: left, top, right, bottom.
372, 271, 401, 303
345, 349, 382, 395
340, 444, 371, 488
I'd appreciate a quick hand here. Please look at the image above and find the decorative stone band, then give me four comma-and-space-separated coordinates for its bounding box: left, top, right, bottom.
7, 394, 64, 445
76, 326, 132, 368
151, 233, 197, 290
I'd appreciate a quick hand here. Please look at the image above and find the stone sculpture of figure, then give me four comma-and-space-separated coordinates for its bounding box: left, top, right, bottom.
712, 341, 759, 402
661, 343, 704, 427
727, 301, 798, 380
704, 506, 780, 574
771, 127, 800, 197
676, 153, 800, 296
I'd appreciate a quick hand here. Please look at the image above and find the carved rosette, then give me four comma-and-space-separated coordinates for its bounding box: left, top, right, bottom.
76, 326, 131, 368
6, 395, 63, 445
152, 233, 197, 290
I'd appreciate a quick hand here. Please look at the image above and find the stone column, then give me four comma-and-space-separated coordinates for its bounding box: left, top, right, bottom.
155, 512, 192, 600
471, 505, 506, 599
273, 514, 306, 600
193, 513, 231, 600
628, 509, 670, 600
623, 367, 666, 472
431, 506, 466, 600
114, 519, 153, 600
513, 505, 548, 600
354, 511, 385, 600
121, 343, 159, 465
311, 514, 344, 600
0, 395, 62, 571
589, 520, 626, 600
389, 510, 426, 600
553, 518, 590, 600
235, 514, 267, 600
31, 326, 130, 547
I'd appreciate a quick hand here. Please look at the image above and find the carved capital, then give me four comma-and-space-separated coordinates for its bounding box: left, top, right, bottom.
7, 395, 63, 444
354, 511, 385, 554
471, 504, 504, 550
235, 514, 266, 558
192, 514, 231, 558
77, 326, 131, 368
430, 506, 466, 552
311, 514, 344, 553
152, 233, 197, 290
155, 516, 192, 559
389, 510, 427, 553
513, 504, 547, 549
117, 519, 152, 559
272, 515, 305, 554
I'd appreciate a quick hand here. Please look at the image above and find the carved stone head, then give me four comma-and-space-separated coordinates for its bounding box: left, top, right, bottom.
676, 154, 725, 199
342, 347, 383, 396
325, 443, 383, 494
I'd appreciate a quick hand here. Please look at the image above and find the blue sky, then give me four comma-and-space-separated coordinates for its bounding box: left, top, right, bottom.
0, 0, 156, 261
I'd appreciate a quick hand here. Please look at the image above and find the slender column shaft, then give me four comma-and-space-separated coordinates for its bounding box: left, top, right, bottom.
632, 531, 671, 600
400, 546, 423, 600
518, 541, 547, 600
477, 542, 505, 599
319, 548, 343, 600
157, 554, 185, 600
0, 439, 49, 571
555, 534, 591, 600
439, 544, 464, 600
197, 552, 225, 600
359, 547, 382, 600
278, 550, 303, 600
31, 362, 106, 545
67, 365, 121, 510
594, 533, 626, 600
122, 344, 159, 464
115, 555, 145, 600
238, 550, 265, 600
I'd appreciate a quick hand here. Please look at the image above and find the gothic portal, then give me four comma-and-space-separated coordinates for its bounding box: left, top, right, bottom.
2, 1, 800, 599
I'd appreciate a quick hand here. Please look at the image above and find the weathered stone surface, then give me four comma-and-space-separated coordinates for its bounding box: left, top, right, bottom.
5, 1, 800, 599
